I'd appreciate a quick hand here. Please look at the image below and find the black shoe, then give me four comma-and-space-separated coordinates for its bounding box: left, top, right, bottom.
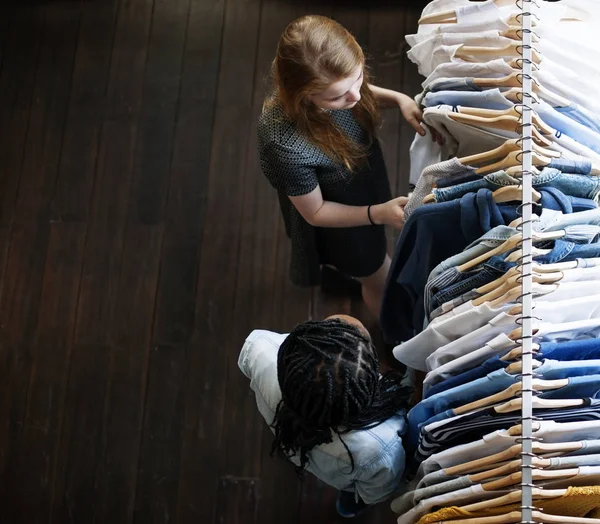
320, 266, 362, 298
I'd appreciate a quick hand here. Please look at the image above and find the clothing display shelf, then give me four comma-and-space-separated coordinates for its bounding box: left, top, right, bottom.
393, 0, 600, 523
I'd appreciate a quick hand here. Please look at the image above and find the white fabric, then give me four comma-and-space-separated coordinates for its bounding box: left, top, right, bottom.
423, 312, 516, 371
408, 128, 443, 186
422, 58, 513, 89
423, 104, 516, 154
416, 420, 600, 480
536, 67, 600, 115
534, 317, 600, 341
555, 265, 600, 283
406, 18, 510, 47
423, 333, 515, 393
408, 32, 513, 77
435, 274, 600, 319
411, 44, 463, 78
538, 39, 600, 85
422, 300, 600, 375
423, 105, 600, 164
394, 304, 512, 371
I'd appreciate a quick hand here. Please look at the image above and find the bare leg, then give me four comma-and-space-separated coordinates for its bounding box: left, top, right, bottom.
358, 255, 391, 320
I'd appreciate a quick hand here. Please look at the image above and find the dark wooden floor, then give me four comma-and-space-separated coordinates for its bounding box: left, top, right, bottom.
0, 0, 425, 522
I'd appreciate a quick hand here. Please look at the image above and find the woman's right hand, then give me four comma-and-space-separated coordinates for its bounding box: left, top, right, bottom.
371, 196, 409, 230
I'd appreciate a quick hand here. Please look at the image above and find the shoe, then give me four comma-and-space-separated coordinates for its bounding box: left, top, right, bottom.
320, 266, 362, 298
335, 491, 369, 518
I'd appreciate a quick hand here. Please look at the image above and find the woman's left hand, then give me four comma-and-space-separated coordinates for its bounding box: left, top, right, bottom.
397, 93, 444, 145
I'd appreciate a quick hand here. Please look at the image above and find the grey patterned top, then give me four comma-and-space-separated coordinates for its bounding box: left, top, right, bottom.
257, 101, 391, 286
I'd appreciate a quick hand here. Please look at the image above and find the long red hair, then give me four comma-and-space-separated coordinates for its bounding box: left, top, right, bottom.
266, 15, 381, 171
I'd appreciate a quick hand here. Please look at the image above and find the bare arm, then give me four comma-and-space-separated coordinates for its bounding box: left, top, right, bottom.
289, 186, 407, 229
369, 84, 443, 144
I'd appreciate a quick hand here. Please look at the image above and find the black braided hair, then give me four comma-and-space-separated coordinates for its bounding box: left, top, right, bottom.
270, 318, 412, 474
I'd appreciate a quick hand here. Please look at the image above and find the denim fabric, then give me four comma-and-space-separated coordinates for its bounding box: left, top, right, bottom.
430, 234, 600, 313
435, 173, 484, 189
422, 86, 600, 154
427, 256, 515, 316
408, 359, 600, 452
542, 374, 600, 400
435, 161, 594, 191
429, 290, 481, 320
557, 103, 600, 135
539, 187, 596, 213
426, 225, 517, 283
548, 157, 594, 176
382, 189, 511, 344
432, 169, 600, 204
535, 240, 600, 264
424, 339, 600, 399
426, 198, 598, 291
413, 367, 600, 450
542, 338, 600, 362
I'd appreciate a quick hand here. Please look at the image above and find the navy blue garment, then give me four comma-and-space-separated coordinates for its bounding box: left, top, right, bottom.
381, 187, 595, 343
381, 189, 508, 344
424, 338, 600, 399
536, 186, 596, 213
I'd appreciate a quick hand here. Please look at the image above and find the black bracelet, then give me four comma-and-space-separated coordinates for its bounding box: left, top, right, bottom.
367, 205, 376, 226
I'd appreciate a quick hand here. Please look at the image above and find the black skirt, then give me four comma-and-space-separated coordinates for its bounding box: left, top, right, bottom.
315, 139, 391, 279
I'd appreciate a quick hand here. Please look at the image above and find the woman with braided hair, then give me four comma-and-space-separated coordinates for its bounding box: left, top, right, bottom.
238, 315, 412, 518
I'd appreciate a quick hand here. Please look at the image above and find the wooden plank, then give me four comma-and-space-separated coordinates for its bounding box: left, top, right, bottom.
52, 0, 120, 222
4, 223, 86, 524
132, 344, 187, 524
0, 5, 44, 306
174, 0, 262, 520
50, 344, 111, 523
52, 1, 154, 521
93, 224, 162, 524
71, 120, 137, 346
0, 3, 79, 508
0, 7, 11, 78
214, 477, 259, 524
105, 2, 189, 520
72, 0, 154, 346
151, 0, 225, 347
129, 0, 188, 226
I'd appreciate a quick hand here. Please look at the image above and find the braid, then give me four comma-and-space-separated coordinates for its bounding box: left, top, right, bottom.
271, 318, 412, 474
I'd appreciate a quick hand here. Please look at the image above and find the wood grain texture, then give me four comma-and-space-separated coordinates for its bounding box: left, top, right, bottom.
0, 0, 426, 521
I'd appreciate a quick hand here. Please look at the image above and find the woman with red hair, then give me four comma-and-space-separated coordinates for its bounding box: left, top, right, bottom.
258, 15, 434, 318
